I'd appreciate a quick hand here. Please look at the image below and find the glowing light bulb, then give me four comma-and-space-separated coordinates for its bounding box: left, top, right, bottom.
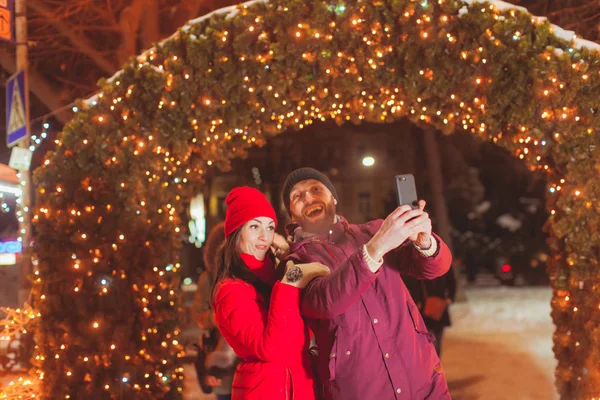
362, 156, 375, 167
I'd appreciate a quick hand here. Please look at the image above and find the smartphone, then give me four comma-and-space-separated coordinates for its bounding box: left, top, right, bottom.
395, 174, 419, 210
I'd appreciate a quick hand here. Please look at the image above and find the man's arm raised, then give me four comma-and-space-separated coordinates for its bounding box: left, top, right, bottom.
386, 200, 452, 279
296, 205, 422, 319
292, 247, 380, 320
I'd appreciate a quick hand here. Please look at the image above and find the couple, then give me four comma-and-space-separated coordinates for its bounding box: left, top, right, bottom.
211, 167, 452, 400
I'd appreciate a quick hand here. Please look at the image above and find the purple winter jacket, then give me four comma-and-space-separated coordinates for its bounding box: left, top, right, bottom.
286, 217, 452, 400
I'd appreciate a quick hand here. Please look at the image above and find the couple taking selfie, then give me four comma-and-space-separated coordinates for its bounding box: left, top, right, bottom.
208, 167, 452, 400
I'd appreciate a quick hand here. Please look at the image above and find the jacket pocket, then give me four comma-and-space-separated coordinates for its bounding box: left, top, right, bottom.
415, 363, 448, 399
407, 301, 436, 343
328, 326, 358, 381
231, 362, 268, 390
232, 377, 266, 390
327, 328, 338, 381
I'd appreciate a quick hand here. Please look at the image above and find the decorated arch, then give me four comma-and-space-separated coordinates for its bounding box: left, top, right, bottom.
29, 0, 600, 398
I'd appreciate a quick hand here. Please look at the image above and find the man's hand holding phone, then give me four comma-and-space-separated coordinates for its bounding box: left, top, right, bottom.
409, 200, 432, 250
366, 205, 426, 263
365, 173, 435, 265
395, 174, 433, 249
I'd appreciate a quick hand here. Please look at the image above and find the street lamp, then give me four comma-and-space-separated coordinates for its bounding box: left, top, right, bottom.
362, 156, 375, 167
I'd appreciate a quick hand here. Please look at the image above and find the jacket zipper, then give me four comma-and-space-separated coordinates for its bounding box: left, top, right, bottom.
286, 366, 292, 400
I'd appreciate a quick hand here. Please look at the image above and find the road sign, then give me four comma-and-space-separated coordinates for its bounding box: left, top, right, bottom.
6, 69, 28, 147
9, 146, 32, 171
0, 0, 12, 43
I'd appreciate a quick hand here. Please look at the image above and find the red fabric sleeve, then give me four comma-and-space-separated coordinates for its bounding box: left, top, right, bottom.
213, 280, 304, 362
291, 248, 379, 320
386, 233, 452, 279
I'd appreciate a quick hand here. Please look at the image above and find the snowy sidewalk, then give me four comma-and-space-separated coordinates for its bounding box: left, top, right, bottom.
2, 286, 558, 399
182, 285, 559, 399
442, 285, 558, 400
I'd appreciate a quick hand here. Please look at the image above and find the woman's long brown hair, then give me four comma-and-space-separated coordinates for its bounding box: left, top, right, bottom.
211, 227, 281, 306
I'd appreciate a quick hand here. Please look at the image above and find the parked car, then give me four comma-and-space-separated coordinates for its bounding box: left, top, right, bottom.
454, 230, 548, 286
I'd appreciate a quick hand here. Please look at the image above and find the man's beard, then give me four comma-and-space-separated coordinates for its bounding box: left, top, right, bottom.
301, 203, 336, 235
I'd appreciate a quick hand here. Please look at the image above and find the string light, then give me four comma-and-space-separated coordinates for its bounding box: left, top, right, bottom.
20, 0, 600, 398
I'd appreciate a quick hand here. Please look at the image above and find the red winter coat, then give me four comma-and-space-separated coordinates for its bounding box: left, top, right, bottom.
213, 278, 317, 400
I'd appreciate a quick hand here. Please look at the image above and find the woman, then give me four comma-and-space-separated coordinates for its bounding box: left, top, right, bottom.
193, 222, 236, 400
212, 186, 329, 400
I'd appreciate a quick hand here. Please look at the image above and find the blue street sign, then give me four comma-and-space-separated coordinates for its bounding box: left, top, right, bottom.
6, 69, 28, 147
0, 0, 13, 43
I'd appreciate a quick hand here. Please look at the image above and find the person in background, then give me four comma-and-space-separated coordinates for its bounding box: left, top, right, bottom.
404, 266, 457, 356
212, 186, 329, 400
193, 222, 236, 400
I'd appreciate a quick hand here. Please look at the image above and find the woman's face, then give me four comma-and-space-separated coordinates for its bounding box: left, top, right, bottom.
237, 217, 276, 260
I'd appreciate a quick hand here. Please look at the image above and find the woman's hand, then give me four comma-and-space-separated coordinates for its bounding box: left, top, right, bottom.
281, 261, 330, 289
205, 376, 222, 387
272, 233, 290, 259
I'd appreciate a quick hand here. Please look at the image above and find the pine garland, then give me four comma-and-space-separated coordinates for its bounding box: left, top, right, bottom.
31, 0, 600, 398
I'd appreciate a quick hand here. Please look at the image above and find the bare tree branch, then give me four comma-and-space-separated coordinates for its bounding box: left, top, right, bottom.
517, 0, 600, 42
0, 52, 72, 125
28, 0, 118, 75
546, 1, 596, 18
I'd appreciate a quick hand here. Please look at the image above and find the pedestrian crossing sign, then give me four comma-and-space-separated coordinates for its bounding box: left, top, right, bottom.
6, 69, 28, 147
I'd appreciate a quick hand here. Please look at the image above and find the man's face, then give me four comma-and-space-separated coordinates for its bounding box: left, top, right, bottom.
289, 179, 337, 234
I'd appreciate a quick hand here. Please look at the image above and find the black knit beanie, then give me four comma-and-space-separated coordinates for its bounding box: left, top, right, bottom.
282, 167, 338, 215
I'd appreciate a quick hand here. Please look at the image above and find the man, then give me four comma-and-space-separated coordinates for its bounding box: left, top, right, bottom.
283, 167, 452, 400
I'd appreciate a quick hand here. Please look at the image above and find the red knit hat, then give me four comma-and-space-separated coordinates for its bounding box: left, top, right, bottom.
224, 187, 277, 238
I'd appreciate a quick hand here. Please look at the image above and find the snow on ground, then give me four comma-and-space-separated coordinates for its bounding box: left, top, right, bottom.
1, 284, 558, 399
183, 364, 214, 400
442, 284, 558, 400
183, 283, 559, 399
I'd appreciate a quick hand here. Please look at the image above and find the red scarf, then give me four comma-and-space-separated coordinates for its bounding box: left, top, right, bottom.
240, 253, 277, 285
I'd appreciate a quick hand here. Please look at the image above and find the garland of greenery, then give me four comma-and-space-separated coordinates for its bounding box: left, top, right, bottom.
31, 0, 600, 398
